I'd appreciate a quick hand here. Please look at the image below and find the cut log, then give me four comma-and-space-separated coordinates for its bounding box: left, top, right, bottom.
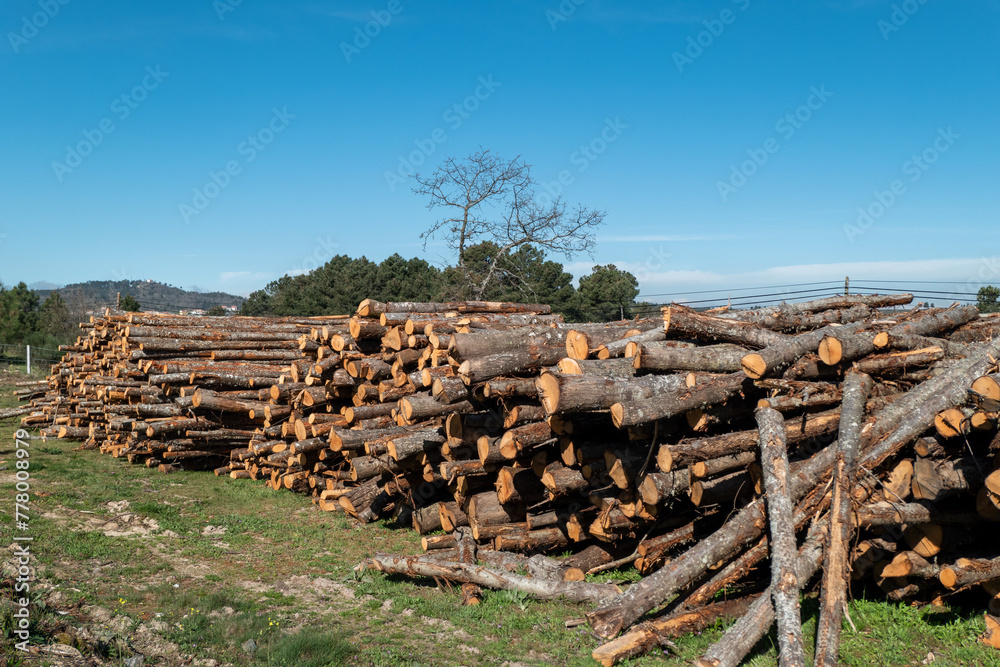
591, 595, 759, 667
814, 371, 872, 667
657, 407, 840, 472
359, 553, 619, 605
457, 346, 567, 383
558, 357, 636, 378
880, 551, 940, 579
911, 456, 982, 501
740, 321, 866, 380
611, 372, 748, 428
853, 346, 945, 376
633, 343, 748, 373
712, 294, 912, 321
855, 501, 979, 527
663, 305, 788, 349
755, 407, 806, 667
939, 557, 1000, 591
537, 371, 688, 415
694, 516, 827, 667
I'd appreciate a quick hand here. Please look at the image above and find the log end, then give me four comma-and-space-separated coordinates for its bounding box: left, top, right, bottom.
904, 523, 943, 558
536, 372, 561, 415
557, 358, 583, 375
740, 353, 766, 380
817, 336, 842, 366
934, 408, 968, 439
972, 375, 1000, 402
499, 431, 519, 459
609, 403, 625, 429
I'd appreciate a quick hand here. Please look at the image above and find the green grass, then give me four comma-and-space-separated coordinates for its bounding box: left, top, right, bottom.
4, 366, 1000, 666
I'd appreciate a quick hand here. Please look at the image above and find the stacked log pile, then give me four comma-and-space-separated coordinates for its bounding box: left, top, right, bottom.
10, 294, 1000, 665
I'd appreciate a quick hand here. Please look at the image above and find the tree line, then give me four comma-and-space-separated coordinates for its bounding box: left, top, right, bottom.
242, 149, 640, 322
0, 283, 78, 349
239, 245, 640, 322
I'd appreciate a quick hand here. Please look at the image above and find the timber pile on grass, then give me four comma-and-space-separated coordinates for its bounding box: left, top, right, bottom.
9, 294, 1000, 664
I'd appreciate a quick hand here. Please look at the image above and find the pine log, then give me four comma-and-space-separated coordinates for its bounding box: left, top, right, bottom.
191, 388, 270, 414
592, 595, 759, 667
610, 372, 748, 428
854, 501, 979, 527
880, 551, 940, 579
597, 326, 667, 360
633, 343, 748, 373
690, 451, 757, 479
499, 421, 553, 459
558, 357, 636, 378
541, 462, 590, 498
754, 407, 806, 667
359, 554, 618, 605
457, 346, 566, 383
587, 337, 994, 638
657, 407, 840, 472
637, 470, 690, 505
817, 332, 877, 366
911, 456, 982, 501
663, 305, 788, 349
357, 300, 551, 318
689, 470, 754, 508
693, 517, 826, 667
712, 294, 912, 321
814, 371, 872, 667
940, 557, 1000, 591
537, 371, 688, 415
439, 501, 469, 531
496, 466, 546, 504
482, 377, 538, 399
565, 324, 658, 360
853, 346, 945, 376
876, 305, 980, 342
741, 322, 866, 380
387, 429, 447, 462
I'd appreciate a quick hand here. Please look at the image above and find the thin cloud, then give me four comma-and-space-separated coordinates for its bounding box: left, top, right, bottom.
600, 234, 737, 243
634, 257, 1000, 299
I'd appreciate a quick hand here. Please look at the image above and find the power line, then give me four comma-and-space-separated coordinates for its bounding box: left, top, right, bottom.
637, 280, 842, 299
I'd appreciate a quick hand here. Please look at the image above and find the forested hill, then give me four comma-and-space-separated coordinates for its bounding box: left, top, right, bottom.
48, 280, 245, 313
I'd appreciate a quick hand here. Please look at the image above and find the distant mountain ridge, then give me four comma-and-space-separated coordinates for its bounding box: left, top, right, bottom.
42, 280, 245, 313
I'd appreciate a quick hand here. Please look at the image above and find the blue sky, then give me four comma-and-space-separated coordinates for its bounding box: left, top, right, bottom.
1, 0, 997, 305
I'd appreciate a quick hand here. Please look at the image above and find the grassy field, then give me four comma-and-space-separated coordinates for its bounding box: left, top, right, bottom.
2, 366, 1000, 666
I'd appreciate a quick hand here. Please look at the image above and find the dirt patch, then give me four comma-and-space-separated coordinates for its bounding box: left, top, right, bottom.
242, 573, 358, 608
149, 542, 214, 579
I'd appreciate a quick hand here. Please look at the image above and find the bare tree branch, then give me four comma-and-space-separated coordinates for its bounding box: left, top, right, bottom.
413, 148, 606, 298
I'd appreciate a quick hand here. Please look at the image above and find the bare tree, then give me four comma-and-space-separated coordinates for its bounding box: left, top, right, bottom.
413, 148, 606, 298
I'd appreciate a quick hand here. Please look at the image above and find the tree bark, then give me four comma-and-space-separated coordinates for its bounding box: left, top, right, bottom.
633, 343, 748, 373
755, 407, 806, 667
657, 407, 840, 472
814, 371, 872, 667
853, 346, 944, 376
939, 557, 1000, 591
712, 294, 912, 321
457, 346, 567, 383
694, 517, 826, 667
664, 305, 788, 349
591, 595, 760, 667
597, 326, 667, 359
359, 553, 619, 605
537, 371, 688, 415
611, 372, 748, 428
741, 321, 867, 380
